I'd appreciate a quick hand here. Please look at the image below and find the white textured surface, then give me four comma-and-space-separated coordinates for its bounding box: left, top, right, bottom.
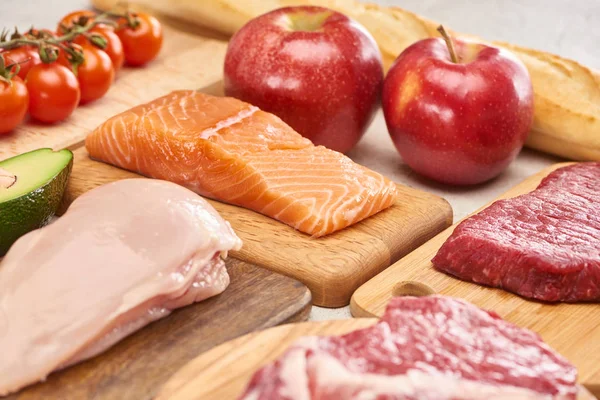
1, 1, 596, 322
4, 0, 599, 69
376, 0, 600, 69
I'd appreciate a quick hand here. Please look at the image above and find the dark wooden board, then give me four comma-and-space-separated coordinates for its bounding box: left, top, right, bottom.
4, 259, 311, 400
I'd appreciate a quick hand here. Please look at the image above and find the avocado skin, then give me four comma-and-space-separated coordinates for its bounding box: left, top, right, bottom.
0, 158, 73, 256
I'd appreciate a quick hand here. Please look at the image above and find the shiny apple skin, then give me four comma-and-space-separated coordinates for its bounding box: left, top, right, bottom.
224, 6, 384, 154
382, 38, 534, 185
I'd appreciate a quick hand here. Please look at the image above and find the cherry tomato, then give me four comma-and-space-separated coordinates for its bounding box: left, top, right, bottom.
75, 45, 115, 104
57, 10, 97, 35
116, 12, 163, 66
0, 75, 29, 134
56, 43, 84, 73
57, 44, 113, 103
75, 27, 124, 71
3, 46, 42, 80
26, 63, 80, 123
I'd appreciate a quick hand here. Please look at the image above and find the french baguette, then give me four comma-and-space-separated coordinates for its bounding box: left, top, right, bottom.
92, 0, 600, 161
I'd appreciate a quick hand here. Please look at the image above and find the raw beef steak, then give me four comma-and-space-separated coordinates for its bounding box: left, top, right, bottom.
433, 162, 600, 302
238, 295, 577, 400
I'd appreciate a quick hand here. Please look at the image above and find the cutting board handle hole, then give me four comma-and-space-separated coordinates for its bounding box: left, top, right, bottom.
392, 281, 436, 297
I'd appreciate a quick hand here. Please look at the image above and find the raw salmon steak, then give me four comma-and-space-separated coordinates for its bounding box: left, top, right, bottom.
0, 179, 242, 395
85, 90, 398, 237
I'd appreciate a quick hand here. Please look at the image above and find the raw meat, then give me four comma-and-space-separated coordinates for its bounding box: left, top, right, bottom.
239, 295, 577, 400
0, 179, 242, 395
85, 90, 398, 237
433, 162, 600, 302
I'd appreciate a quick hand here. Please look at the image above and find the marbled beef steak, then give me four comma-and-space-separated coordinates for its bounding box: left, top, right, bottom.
238, 296, 577, 400
433, 163, 600, 302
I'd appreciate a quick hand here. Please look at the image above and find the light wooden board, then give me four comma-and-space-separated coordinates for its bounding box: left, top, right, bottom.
0, 24, 228, 159
155, 319, 596, 400
4, 259, 311, 400
351, 162, 600, 397
0, 25, 452, 308
61, 145, 452, 307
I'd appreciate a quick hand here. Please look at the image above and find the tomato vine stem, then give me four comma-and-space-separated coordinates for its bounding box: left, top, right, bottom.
0, 10, 138, 64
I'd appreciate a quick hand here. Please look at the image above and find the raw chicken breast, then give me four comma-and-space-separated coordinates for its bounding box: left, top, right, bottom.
0, 179, 242, 396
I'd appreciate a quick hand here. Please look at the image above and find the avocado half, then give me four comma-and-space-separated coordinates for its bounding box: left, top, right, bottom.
0, 148, 73, 256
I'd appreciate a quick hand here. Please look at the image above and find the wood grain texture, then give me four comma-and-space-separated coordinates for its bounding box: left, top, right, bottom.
351, 162, 600, 396
62, 146, 453, 307
0, 25, 227, 160
156, 319, 597, 400
4, 259, 311, 400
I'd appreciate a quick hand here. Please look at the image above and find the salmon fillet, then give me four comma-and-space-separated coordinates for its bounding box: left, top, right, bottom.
86, 90, 397, 237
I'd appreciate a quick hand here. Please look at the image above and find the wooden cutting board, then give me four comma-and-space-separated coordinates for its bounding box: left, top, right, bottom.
60, 144, 452, 308
0, 24, 228, 160
0, 20, 453, 308
351, 162, 600, 397
155, 319, 597, 400
4, 259, 311, 400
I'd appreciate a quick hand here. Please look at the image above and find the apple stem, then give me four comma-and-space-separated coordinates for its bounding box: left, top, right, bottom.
437, 25, 459, 63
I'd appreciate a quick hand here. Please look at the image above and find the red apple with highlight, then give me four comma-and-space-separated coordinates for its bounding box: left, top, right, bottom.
382, 26, 534, 185
224, 6, 384, 154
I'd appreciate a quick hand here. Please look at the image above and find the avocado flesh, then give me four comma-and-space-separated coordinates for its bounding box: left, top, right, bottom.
0, 148, 73, 256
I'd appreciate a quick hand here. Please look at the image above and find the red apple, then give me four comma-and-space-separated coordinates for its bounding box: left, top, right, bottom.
224, 6, 383, 154
382, 26, 534, 185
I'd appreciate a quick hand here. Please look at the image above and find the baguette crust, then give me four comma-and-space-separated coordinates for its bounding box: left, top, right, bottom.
92, 0, 600, 161
492, 41, 600, 160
